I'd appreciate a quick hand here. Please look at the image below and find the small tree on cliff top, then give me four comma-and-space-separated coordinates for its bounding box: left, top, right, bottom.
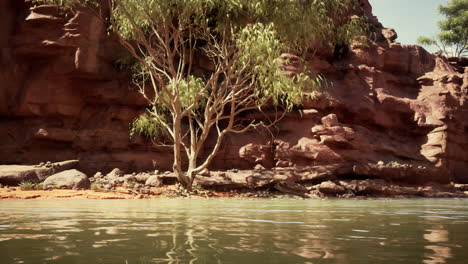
39, 0, 368, 190
418, 0, 468, 57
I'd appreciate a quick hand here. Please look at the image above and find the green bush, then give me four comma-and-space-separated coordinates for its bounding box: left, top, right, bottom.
18, 181, 36, 191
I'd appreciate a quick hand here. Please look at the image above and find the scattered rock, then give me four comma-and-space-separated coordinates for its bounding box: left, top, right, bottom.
454, 184, 468, 192
321, 114, 339, 127
123, 175, 135, 182
107, 168, 124, 178
145, 176, 163, 187
122, 175, 136, 187
134, 174, 150, 183
352, 164, 450, 184
254, 164, 266, 171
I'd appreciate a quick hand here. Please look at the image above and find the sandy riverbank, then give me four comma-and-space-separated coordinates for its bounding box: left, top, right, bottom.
1, 185, 468, 200
0, 187, 142, 200
0, 186, 254, 200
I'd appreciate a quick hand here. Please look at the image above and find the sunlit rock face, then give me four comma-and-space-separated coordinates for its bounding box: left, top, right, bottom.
0, 0, 466, 183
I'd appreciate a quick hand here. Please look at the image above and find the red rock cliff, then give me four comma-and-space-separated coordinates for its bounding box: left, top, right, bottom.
0, 0, 467, 183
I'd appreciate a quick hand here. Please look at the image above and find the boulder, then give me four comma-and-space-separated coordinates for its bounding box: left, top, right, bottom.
134, 173, 150, 183
381, 28, 398, 42
318, 181, 346, 195
42, 169, 90, 189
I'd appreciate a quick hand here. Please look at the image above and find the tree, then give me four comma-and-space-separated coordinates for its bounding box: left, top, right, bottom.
418, 0, 468, 57
37, 0, 368, 190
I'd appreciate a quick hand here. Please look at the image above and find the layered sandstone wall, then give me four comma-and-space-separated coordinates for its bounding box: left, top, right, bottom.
0, 0, 466, 182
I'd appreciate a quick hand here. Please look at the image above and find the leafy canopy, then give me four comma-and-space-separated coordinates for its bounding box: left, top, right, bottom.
111, 0, 366, 101
418, 0, 468, 57
36, 0, 367, 55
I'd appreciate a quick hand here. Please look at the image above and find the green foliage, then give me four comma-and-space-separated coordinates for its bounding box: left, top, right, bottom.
32, 0, 95, 11
417, 36, 437, 46
130, 112, 165, 139
111, 0, 366, 53
44, 0, 368, 55
166, 76, 207, 112
18, 181, 36, 191
33, 0, 74, 8
335, 16, 370, 48
236, 23, 300, 109
418, 0, 467, 57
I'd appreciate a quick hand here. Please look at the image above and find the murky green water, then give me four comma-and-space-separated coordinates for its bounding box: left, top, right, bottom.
0, 199, 467, 264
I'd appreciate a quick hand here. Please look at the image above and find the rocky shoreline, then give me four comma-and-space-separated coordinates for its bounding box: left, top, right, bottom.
1, 160, 467, 200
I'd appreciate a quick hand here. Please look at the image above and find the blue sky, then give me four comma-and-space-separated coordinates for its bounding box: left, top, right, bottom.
368, 0, 448, 52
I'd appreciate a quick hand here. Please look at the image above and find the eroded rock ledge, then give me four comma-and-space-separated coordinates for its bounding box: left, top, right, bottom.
1, 161, 467, 199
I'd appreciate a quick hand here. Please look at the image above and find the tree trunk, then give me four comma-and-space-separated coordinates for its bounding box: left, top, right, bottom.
185, 157, 197, 191
173, 116, 191, 189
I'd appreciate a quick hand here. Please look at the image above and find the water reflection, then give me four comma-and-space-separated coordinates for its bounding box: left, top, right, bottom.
423, 217, 452, 264
0, 199, 467, 263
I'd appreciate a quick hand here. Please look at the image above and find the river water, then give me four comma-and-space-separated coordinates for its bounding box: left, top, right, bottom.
0, 199, 467, 264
